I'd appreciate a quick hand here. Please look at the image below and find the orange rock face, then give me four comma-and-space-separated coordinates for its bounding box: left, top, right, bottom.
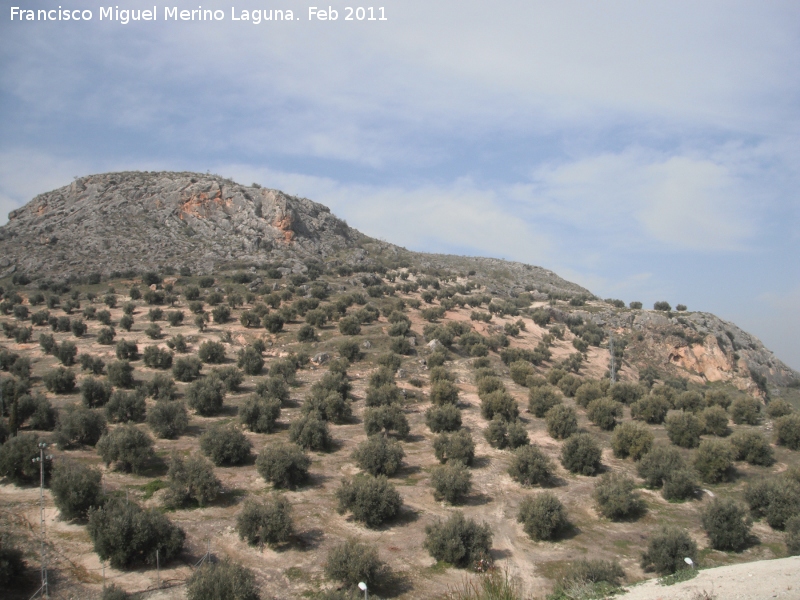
668, 335, 733, 383
178, 190, 233, 220
273, 213, 295, 243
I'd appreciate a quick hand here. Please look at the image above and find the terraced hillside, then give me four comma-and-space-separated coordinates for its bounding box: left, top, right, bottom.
1, 264, 799, 600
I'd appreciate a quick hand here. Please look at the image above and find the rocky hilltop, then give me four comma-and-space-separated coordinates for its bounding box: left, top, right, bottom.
0, 171, 587, 298
0, 171, 796, 392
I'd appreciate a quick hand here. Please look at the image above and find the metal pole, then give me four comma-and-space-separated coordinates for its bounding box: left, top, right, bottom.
31, 443, 51, 599
156, 549, 160, 589
609, 332, 616, 383
103, 563, 105, 589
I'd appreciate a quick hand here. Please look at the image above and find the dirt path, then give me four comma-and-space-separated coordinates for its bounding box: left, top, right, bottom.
617, 556, 800, 600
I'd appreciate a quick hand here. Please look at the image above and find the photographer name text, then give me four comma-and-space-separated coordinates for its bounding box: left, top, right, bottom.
9, 6, 387, 24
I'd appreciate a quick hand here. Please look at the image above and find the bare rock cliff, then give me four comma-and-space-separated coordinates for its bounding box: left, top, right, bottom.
0, 171, 357, 276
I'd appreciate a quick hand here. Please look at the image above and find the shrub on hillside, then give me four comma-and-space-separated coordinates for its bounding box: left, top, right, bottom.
775, 414, 800, 450
163, 453, 221, 508
693, 439, 736, 483
433, 429, 475, 466
730, 397, 762, 425
237, 496, 294, 548
661, 467, 699, 501
609, 382, 645, 405
730, 429, 775, 466
256, 376, 290, 404
56, 405, 107, 448
611, 421, 653, 460
767, 399, 793, 418
517, 492, 568, 541
0, 538, 26, 587
594, 472, 645, 520
198, 340, 226, 364
336, 474, 402, 528
186, 376, 226, 416
98, 327, 117, 345
107, 360, 135, 388
96, 424, 155, 473
574, 381, 605, 408
554, 559, 625, 594
338, 339, 362, 362
256, 443, 310, 489
557, 373, 581, 397
173, 355, 203, 382
480, 390, 519, 422
105, 390, 146, 423
79, 353, 105, 375
87, 499, 184, 569
637, 446, 686, 488
0, 433, 52, 484
528, 386, 561, 418
363, 404, 409, 439
18, 393, 57, 430
701, 497, 752, 551
364, 383, 401, 408
509, 444, 555, 486
786, 515, 800, 556
200, 423, 251, 466
147, 400, 188, 439
324, 539, 385, 588
425, 404, 462, 433
431, 461, 472, 504
424, 511, 492, 569
302, 391, 352, 424
641, 526, 698, 575
545, 405, 578, 440
704, 389, 732, 409
560, 433, 602, 476
338, 316, 361, 335
186, 560, 259, 600
239, 394, 281, 433
232, 348, 262, 380
674, 391, 704, 413
81, 376, 113, 408
702, 405, 730, 436
510, 361, 535, 386
352, 435, 404, 477
166, 333, 189, 353
115, 340, 139, 361
665, 412, 704, 448
142, 346, 173, 370
744, 478, 800, 530
586, 398, 623, 431
43, 367, 76, 394
287, 414, 332, 451
484, 418, 528, 450
630, 395, 670, 424
430, 379, 460, 406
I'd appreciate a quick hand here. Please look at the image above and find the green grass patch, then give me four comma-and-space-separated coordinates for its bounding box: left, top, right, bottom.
139, 478, 167, 500
658, 568, 697, 586
284, 566, 306, 581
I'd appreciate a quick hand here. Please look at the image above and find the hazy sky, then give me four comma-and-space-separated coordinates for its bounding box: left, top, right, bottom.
1, 1, 798, 369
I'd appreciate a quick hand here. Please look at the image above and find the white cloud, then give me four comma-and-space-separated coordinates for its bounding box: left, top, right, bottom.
518, 149, 758, 252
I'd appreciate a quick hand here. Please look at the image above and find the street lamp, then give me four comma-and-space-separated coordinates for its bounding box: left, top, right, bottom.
358, 581, 368, 599
32, 442, 53, 598
684, 557, 694, 569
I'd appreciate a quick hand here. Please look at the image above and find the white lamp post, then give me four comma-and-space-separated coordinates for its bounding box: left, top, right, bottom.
358, 581, 368, 600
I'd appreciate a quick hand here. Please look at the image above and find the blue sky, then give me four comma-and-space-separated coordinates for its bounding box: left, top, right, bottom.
1, 1, 798, 370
